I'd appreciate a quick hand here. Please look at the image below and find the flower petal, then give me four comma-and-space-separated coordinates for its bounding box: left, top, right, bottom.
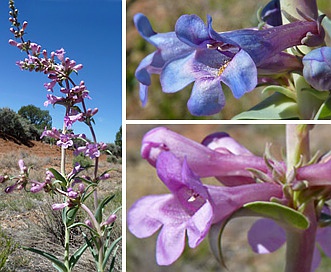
296, 160, 331, 186
187, 77, 225, 116
160, 53, 195, 93
201, 131, 254, 155
127, 194, 170, 238
141, 127, 267, 178
208, 183, 283, 223
221, 49, 257, 99
247, 218, 286, 254
175, 14, 210, 47
156, 222, 186, 265
316, 226, 331, 258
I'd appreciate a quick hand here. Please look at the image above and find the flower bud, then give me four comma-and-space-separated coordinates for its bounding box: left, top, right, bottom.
303, 47, 331, 91
22, 21, 28, 31
78, 183, 85, 194
100, 214, 117, 227
85, 220, 93, 228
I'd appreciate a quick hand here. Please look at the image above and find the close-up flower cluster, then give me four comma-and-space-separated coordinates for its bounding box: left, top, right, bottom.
128, 0, 331, 119
127, 125, 331, 271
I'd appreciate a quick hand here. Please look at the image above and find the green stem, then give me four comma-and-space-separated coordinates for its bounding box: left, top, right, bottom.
286, 124, 311, 172
81, 203, 104, 272
64, 220, 71, 272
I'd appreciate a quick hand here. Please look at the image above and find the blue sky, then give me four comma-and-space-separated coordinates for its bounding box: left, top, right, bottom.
0, 0, 122, 143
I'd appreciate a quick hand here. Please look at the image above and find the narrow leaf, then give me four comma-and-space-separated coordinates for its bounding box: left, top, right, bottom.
102, 237, 122, 270
65, 206, 79, 226
23, 246, 67, 272
68, 222, 99, 236
95, 194, 115, 223
69, 243, 88, 269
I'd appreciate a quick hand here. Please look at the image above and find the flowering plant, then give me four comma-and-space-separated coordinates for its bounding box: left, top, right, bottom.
128, 125, 331, 271
1, 1, 121, 271
130, 0, 331, 119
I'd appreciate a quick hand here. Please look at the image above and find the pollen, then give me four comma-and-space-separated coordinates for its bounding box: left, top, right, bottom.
218, 60, 230, 76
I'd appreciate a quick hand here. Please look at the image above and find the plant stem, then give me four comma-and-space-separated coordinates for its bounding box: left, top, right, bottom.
81, 203, 104, 272
285, 124, 316, 271
64, 221, 71, 271
285, 201, 317, 272
286, 124, 311, 172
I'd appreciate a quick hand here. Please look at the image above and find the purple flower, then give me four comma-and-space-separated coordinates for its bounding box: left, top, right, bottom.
75, 143, 101, 159
52, 202, 69, 211
141, 127, 268, 179
30, 181, 46, 193
248, 218, 331, 271
128, 151, 283, 265
57, 134, 73, 149
303, 47, 331, 91
44, 94, 65, 107
64, 112, 84, 129
40, 127, 60, 139
101, 214, 117, 227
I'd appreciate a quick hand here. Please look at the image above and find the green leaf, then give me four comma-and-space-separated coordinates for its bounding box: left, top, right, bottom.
82, 231, 98, 263
243, 201, 309, 230
48, 168, 67, 186
314, 95, 331, 120
81, 184, 97, 202
63, 206, 79, 226
95, 194, 115, 223
208, 220, 231, 269
102, 237, 122, 271
23, 246, 68, 272
233, 93, 299, 119
69, 242, 88, 270
68, 222, 99, 236
262, 85, 296, 100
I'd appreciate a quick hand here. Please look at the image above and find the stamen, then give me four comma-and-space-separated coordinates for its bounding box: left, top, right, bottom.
188, 192, 200, 202
218, 60, 230, 76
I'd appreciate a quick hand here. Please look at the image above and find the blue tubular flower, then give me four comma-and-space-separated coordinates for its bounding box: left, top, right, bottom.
133, 13, 193, 106
210, 16, 324, 66
302, 47, 331, 91
161, 15, 257, 115
134, 11, 324, 116
160, 14, 324, 115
